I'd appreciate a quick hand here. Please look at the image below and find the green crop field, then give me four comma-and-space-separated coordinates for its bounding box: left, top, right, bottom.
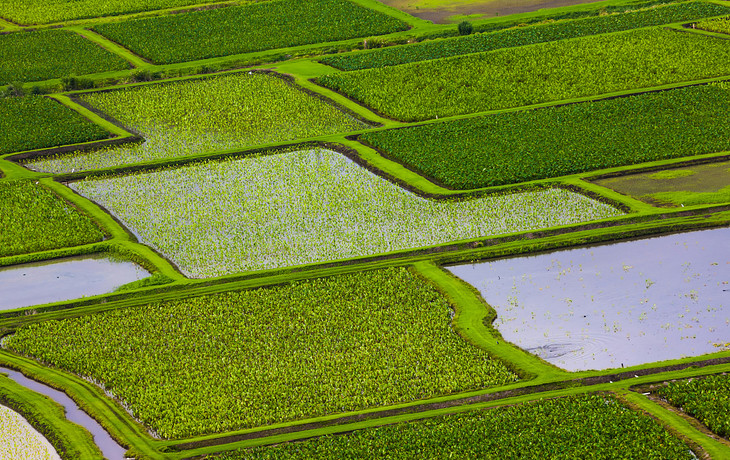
317, 27, 730, 121
4, 267, 518, 438
0, 29, 129, 84
70, 148, 621, 277
655, 374, 730, 438
27, 72, 367, 173
0, 96, 110, 156
360, 83, 730, 188
91, 0, 409, 64
321, 1, 730, 71
212, 394, 694, 459
2, 0, 730, 457
0, 181, 105, 257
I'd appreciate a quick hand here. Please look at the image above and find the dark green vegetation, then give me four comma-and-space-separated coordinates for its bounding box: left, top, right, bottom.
321, 1, 730, 70
91, 0, 409, 65
317, 27, 730, 121
361, 83, 730, 188
0, 181, 105, 257
211, 394, 695, 459
655, 374, 730, 438
0, 96, 110, 155
695, 14, 730, 34
0, 29, 129, 84
596, 160, 730, 207
4, 267, 518, 438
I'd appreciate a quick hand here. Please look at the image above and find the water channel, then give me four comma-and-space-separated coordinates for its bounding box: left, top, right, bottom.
448, 227, 730, 371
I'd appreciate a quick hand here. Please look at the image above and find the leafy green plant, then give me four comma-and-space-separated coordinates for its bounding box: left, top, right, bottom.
360, 82, 730, 188
457, 20, 473, 35
92, 0, 409, 64
5, 267, 519, 438
70, 148, 620, 277
655, 374, 730, 438
694, 14, 730, 34
317, 27, 730, 121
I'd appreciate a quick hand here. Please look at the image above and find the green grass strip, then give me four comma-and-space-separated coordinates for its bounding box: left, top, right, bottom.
361, 82, 730, 189
208, 394, 695, 459
317, 27, 730, 122
321, 1, 730, 70
0, 372, 104, 459
0, 179, 105, 258
91, 0, 409, 65
0, 29, 130, 85
0, 95, 111, 156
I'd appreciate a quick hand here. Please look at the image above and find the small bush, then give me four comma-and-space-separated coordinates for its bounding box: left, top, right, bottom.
458, 20, 473, 35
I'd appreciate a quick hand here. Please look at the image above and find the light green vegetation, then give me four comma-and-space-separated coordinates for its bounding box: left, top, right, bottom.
27, 73, 366, 173
361, 83, 730, 188
92, 0, 409, 64
70, 148, 622, 277
211, 394, 695, 459
0, 29, 129, 85
648, 169, 696, 180
655, 374, 730, 438
0, 405, 60, 460
0, 96, 110, 156
4, 267, 519, 438
0, 181, 105, 257
317, 28, 730, 121
0, 0, 245, 25
695, 15, 730, 34
596, 160, 730, 207
322, 2, 730, 71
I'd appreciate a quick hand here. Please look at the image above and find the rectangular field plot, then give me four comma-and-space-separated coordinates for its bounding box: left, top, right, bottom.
4, 267, 519, 438
695, 15, 730, 34
449, 227, 730, 371
317, 28, 730, 121
91, 0, 409, 64
0, 181, 105, 257
595, 160, 730, 207
69, 148, 622, 278
0, 0, 242, 25
321, 2, 730, 71
27, 72, 367, 173
654, 374, 730, 438
0, 404, 60, 460
0, 96, 110, 156
0, 29, 129, 84
361, 83, 730, 189
209, 394, 695, 459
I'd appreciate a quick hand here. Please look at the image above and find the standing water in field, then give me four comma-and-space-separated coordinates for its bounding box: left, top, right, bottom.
448, 227, 730, 371
0, 255, 150, 311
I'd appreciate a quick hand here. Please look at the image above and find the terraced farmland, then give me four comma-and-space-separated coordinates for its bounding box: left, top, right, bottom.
1, 0, 729, 458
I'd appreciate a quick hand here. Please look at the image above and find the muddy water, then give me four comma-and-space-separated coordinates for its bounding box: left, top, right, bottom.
448, 227, 730, 371
0, 255, 150, 311
0, 367, 127, 460
379, 0, 606, 23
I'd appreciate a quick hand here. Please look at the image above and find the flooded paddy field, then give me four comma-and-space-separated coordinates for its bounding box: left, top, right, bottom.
448, 227, 730, 371
595, 159, 730, 207
0, 255, 150, 311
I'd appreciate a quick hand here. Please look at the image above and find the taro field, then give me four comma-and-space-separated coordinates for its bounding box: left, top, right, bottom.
1, 0, 729, 458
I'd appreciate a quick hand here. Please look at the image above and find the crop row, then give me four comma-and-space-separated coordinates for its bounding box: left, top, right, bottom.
695, 14, 730, 34
211, 394, 695, 459
4, 267, 519, 438
360, 82, 730, 189
0, 181, 104, 258
91, 0, 409, 65
27, 72, 366, 174
655, 374, 730, 438
0, 404, 59, 460
70, 148, 622, 277
316, 27, 730, 122
0, 0, 238, 25
321, 1, 730, 71
0, 29, 129, 85
0, 96, 110, 156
